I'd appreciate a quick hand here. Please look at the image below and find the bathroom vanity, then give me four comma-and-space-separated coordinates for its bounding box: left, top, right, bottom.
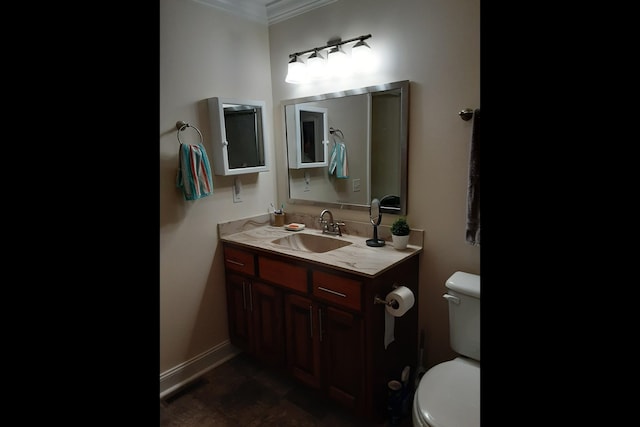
219, 216, 422, 422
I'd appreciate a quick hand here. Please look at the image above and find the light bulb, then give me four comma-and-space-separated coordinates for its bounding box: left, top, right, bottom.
285, 56, 307, 84
351, 39, 376, 73
306, 50, 327, 80
328, 45, 351, 77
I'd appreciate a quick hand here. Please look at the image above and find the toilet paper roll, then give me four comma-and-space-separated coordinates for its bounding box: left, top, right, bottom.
385, 286, 415, 317
383, 286, 415, 350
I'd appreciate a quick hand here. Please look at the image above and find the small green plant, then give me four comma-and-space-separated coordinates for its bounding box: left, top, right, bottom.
391, 217, 410, 236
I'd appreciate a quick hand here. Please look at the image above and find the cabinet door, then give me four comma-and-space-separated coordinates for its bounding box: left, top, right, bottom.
322, 305, 364, 411
286, 104, 329, 169
284, 293, 322, 389
226, 273, 252, 352
250, 281, 284, 368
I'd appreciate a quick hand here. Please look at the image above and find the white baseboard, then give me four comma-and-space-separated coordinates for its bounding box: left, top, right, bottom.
160, 340, 241, 399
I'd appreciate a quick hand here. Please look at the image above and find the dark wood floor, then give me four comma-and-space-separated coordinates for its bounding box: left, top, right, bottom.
160, 352, 413, 427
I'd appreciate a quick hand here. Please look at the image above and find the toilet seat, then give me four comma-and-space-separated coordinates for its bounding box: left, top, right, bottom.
413, 357, 480, 427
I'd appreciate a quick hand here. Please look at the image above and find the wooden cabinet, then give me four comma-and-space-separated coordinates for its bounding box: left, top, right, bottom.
283, 293, 364, 411
222, 242, 419, 423
283, 293, 322, 388
224, 249, 284, 368
320, 303, 364, 410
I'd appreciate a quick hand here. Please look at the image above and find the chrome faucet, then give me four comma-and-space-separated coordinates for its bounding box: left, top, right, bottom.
319, 209, 344, 236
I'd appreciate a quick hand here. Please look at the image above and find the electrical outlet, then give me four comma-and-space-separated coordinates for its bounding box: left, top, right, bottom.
353, 178, 361, 192
233, 177, 243, 203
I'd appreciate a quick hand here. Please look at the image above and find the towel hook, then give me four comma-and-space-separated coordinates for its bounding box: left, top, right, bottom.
176, 121, 204, 145
458, 108, 474, 121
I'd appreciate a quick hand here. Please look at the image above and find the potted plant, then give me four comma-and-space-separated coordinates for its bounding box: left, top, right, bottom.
390, 216, 410, 250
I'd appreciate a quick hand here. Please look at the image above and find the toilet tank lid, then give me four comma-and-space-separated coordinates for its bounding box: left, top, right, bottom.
446, 271, 480, 297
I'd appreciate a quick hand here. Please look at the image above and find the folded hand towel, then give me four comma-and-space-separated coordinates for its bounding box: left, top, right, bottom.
176, 143, 214, 200
466, 109, 480, 246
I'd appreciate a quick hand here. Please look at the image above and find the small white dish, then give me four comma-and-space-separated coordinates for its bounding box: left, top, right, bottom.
285, 223, 306, 231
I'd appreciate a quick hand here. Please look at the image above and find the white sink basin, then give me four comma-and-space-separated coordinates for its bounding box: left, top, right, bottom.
272, 233, 352, 253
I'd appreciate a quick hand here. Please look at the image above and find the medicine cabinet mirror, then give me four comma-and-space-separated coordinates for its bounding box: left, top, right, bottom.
282, 80, 409, 215
207, 97, 269, 176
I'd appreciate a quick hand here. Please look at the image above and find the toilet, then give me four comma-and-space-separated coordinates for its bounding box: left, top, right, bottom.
412, 271, 480, 427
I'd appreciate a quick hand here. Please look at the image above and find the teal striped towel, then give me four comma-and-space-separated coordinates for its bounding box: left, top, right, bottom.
176, 143, 213, 200
328, 142, 349, 179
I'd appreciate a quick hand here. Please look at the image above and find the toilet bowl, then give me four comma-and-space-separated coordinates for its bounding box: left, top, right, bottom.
411, 356, 479, 427
412, 271, 480, 427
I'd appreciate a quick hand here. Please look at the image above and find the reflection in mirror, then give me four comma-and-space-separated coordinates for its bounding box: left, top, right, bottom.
286, 105, 328, 168
207, 97, 268, 176
371, 91, 403, 213
224, 104, 265, 169
283, 81, 409, 215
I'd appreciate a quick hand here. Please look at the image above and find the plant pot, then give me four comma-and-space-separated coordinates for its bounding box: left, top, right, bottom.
391, 234, 410, 250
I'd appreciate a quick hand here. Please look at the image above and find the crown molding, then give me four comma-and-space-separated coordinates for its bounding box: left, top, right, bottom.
195, 0, 336, 26
194, 0, 267, 24
267, 0, 337, 25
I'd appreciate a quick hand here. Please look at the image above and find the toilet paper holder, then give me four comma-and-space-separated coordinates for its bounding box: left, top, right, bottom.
374, 283, 402, 309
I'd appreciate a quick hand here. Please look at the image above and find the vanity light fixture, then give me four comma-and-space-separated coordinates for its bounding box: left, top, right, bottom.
285, 34, 373, 84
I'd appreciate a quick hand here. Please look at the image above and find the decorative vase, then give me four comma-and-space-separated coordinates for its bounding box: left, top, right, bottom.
391, 234, 410, 250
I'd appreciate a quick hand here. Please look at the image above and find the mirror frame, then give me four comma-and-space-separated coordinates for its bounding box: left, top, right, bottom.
282, 80, 409, 215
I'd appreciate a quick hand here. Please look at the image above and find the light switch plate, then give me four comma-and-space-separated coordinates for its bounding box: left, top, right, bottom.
233, 177, 243, 203
304, 171, 311, 192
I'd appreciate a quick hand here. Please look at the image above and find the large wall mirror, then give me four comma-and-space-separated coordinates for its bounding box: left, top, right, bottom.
282, 80, 409, 215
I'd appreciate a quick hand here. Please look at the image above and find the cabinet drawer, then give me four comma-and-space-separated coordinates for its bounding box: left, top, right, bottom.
259, 256, 308, 293
223, 246, 255, 276
312, 271, 362, 312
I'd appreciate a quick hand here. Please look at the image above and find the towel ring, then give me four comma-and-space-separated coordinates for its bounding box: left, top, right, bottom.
176, 121, 204, 145
329, 127, 345, 141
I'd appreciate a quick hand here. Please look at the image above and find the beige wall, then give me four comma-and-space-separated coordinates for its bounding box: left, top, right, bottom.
160, 0, 276, 373
160, 0, 480, 377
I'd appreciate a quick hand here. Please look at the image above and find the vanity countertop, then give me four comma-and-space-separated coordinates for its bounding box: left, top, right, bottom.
220, 222, 422, 278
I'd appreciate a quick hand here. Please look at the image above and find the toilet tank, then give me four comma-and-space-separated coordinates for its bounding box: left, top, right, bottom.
445, 271, 480, 361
